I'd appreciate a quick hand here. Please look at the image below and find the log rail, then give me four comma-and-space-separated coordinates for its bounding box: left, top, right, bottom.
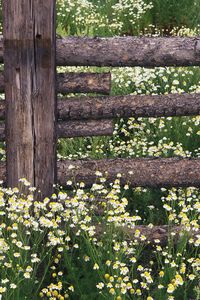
0, 36, 200, 67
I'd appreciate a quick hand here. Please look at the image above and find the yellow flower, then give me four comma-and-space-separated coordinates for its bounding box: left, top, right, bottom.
109, 288, 115, 295
174, 274, 183, 286
167, 284, 175, 294
159, 271, 164, 277
104, 274, 110, 280
93, 263, 99, 270
188, 274, 195, 280
130, 288, 135, 294
53, 290, 59, 297
136, 289, 141, 295
68, 285, 74, 292
180, 263, 186, 274
0, 286, 6, 293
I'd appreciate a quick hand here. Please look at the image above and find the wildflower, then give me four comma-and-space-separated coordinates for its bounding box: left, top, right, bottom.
0, 287, 6, 293
136, 289, 142, 296
159, 271, 164, 277
106, 260, 111, 266
83, 255, 90, 262
167, 284, 175, 294
104, 274, 110, 280
93, 263, 99, 270
109, 288, 115, 295
188, 274, 195, 280
96, 282, 104, 289
158, 284, 164, 289
174, 274, 183, 286
68, 285, 74, 292
24, 272, 31, 279
130, 257, 136, 263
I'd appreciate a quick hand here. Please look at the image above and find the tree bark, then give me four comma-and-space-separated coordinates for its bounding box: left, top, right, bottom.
58, 119, 113, 138
1, 36, 200, 67
57, 72, 111, 94
57, 158, 200, 188
0, 71, 111, 94
3, 1, 56, 198
1, 92, 200, 121
0, 36, 3, 63
0, 102, 4, 119
0, 123, 5, 140
0, 158, 200, 188
0, 72, 4, 92
56, 36, 200, 67
0, 119, 113, 140
58, 93, 200, 120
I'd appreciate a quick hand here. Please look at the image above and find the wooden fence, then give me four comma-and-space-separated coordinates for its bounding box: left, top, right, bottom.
1, 1, 200, 202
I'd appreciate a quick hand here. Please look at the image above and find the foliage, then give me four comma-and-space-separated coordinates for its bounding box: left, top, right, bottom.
0, 180, 199, 300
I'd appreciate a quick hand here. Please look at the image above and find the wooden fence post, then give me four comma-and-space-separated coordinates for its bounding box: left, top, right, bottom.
3, 1, 56, 198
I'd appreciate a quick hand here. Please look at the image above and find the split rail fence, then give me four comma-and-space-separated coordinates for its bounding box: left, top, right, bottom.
1, 1, 200, 241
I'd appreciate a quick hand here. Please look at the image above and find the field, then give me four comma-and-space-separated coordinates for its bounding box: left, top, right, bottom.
0, 1, 200, 300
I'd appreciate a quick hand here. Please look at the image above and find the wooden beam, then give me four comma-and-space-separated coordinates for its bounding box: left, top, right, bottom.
57, 158, 200, 188
1, 92, 200, 121
57, 72, 111, 94
0, 120, 113, 140
0, 158, 199, 188
56, 36, 200, 67
0, 71, 111, 94
58, 119, 113, 138
1, 36, 200, 67
58, 93, 200, 120
3, 0, 56, 198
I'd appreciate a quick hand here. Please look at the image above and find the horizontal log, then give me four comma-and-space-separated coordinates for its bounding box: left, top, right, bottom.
57, 158, 200, 188
96, 225, 200, 245
1, 36, 200, 67
58, 119, 113, 138
56, 36, 200, 67
58, 93, 200, 120
0, 158, 200, 188
0, 71, 111, 94
0, 119, 113, 141
1, 92, 199, 121
57, 72, 111, 94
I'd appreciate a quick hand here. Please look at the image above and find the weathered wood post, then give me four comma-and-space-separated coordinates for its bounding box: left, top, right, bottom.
3, 1, 56, 198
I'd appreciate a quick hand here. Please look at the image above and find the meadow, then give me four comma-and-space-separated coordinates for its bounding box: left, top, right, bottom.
0, 1, 200, 299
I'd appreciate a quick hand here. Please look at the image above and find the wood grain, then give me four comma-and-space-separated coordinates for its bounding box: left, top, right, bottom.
3, 0, 56, 198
